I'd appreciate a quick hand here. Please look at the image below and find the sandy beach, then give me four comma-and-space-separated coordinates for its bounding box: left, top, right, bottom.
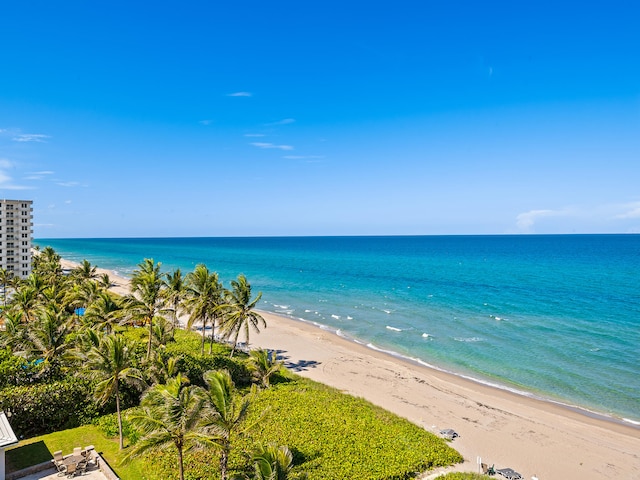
63, 259, 640, 479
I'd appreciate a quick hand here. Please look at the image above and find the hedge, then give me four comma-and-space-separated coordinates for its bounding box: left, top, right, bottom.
0, 378, 99, 438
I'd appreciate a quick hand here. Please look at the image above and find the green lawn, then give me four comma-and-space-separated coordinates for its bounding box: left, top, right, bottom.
5, 424, 148, 479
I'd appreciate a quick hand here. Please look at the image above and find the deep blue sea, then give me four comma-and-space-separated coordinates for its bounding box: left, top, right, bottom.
37, 235, 640, 425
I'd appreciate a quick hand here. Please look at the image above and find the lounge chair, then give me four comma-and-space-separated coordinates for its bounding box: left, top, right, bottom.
439, 428, 459, 440
496, 467, 523, 479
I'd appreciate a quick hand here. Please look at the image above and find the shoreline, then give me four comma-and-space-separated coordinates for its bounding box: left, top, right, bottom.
282, 314, 639, 430
249, 310, 640, 479
59, 258, 640, 479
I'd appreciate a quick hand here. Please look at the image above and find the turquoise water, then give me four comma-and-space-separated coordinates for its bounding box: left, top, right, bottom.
37, 235, 640, 424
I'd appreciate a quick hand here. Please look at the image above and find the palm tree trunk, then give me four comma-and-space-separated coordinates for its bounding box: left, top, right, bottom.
147, 317, 153, 359
177, 446, 184, 480
220, 447, 229, 480
208, 316, 214, 355
116, 382, 124, 450
229, 331, 239, 358
173, 301, 179, 330
200, 318, 206, 354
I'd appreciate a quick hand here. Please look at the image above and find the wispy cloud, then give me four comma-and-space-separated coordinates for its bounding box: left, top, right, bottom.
24, 170, 54, 180
251, 142, 293, 151
515, 202, 640, 233
12, 133, 51, 143
265, 118, 295, 126
0, 160, 33, 190
199, 120, 213, 126
613, 201, 640, 220
227, 92, 252, 97
515, 209, 570, 233
56, 181, 81, 187
244, 133, 265, 137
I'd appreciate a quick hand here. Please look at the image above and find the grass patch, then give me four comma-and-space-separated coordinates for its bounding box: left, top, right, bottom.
5, 424, 148, 479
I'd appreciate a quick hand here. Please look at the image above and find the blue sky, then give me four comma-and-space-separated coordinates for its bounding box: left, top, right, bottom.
1, 1, 639, 237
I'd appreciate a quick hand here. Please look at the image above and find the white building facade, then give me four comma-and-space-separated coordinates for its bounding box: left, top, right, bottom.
0, 200, 33, 279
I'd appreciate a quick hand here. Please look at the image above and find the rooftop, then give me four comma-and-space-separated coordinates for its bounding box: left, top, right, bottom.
0, 412, 19, 449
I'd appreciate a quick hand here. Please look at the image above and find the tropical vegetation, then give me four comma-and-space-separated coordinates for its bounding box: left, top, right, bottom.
0, 248, 463, 479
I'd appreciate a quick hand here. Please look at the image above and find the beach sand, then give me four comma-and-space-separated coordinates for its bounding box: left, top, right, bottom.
62, 259, 640, 479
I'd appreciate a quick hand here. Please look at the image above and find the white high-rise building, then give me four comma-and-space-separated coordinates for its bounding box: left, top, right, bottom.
0, 199, 33, 278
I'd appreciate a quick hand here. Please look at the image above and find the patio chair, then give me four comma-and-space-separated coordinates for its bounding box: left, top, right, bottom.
77, 458, 88, 475
52, 451, 67, 475
73, 446, 82, 457
65, 462, 77, 478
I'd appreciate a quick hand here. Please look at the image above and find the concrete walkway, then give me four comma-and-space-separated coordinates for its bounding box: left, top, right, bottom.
14, 463, 108, 480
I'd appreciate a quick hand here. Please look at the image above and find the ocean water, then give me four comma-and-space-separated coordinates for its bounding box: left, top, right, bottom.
37, 235, 640, 424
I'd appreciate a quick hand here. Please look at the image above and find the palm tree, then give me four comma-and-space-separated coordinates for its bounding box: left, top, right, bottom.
126, 374, 207, 480
0, 268, 15, 308
24, 272, 48, 298
184, 265, 223, 354
98, 273, 112, 290
201, 369, 253, 480
151, 316, 174, 348
248, 349, 283, 389
9, 285, 40, 323
83, 291, 122, 334
76, 326, 102, 353
72, 259, 97, 282
220, 275, 266, 357
24, 307, 74, 379
0, 310, 28, 350
124, 259, 169, 359
144, 353, 180, 386
164, 268, 186, 330
247, 444, 302, 480
32, 246, 62, 281
40, 281, 69, 312
66, 280, 102, 313
86, 334, 144, 449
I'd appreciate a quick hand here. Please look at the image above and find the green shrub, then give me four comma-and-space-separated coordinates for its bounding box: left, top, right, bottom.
94, 410, 140, 445
0, 378, 99, 437
240, 378, 463, 480
163, 329, 251, 386
0, 348, 35, 387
